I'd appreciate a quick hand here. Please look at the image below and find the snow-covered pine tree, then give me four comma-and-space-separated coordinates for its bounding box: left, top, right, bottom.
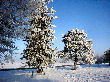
22, 0, 57, 73
104, 48, 110, 66
62, 28, 95, 70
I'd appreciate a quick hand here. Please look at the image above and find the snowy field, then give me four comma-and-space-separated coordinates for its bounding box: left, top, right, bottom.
0, 64, 110, 82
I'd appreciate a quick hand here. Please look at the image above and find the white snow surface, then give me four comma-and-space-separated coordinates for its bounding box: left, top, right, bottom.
0, 64, 110, 82
0, 62, 24, 69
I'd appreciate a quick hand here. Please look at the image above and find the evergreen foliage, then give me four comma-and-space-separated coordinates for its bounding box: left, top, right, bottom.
22, 0, 57, 72
104, 48, 110, 66
62, 28, 95, 70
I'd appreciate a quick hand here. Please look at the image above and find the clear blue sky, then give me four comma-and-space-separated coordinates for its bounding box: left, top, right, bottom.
50, 0, 110, 55
15, 0, 110, 61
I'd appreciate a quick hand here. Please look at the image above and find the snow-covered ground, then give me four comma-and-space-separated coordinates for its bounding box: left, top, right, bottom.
0, 62, 24, 69
0, 64, 110, 82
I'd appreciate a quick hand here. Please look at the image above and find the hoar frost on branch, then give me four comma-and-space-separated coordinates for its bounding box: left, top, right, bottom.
0, 0, 55, 63
62, 28, 95, 70
22, 0, 57, 73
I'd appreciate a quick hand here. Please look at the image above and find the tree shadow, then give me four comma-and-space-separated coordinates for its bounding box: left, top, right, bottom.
55, 64, 110, 70
0, 70, 58, 82
80, 64, 110, 68
56, 65, 76, 70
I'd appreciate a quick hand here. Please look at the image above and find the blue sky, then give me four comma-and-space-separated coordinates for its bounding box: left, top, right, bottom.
15, 0, 110, 61
50, 0, 110, 55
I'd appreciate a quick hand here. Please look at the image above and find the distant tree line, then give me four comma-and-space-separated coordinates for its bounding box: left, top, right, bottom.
95, 48, 110, 66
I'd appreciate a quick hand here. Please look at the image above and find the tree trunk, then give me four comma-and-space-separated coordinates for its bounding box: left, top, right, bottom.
74, 61, 77, 70
74, 54, 78, 70
37, 66, 43, 73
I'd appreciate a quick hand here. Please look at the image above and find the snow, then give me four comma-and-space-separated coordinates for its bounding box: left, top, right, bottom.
0, 64, 110, 82
0, 62, 24, 69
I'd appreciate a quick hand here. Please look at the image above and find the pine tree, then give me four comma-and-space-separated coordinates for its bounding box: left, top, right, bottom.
22, 0, 57, 73
104, 48, 110, 66
62, 28, 95, 70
